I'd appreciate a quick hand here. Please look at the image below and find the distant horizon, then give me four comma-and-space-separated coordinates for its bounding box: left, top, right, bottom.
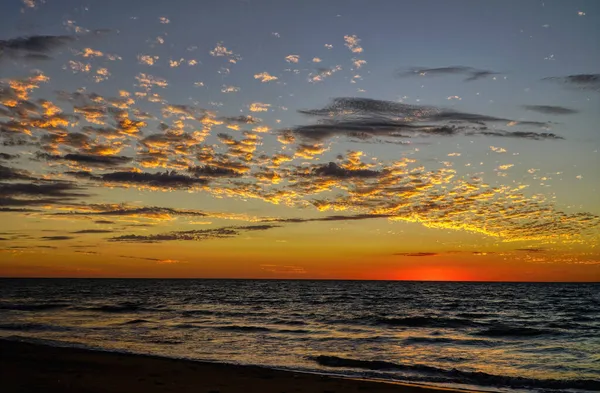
1, 276, 599, 283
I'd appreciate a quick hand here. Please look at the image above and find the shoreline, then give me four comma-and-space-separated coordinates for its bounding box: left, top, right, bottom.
0, 338, 486, 393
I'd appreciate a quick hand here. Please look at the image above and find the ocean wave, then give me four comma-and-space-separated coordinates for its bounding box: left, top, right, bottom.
474, 326, 555, 337
374, 316, 480, 328
81, 303, 150, 313
0, 322, 72, 332
309, 355, 600, 391
216, 325, 272, 333
212, 325, 312, 334
120, 319, 151, 325
148, 339, 184, 345
180, 309, 216, 316
172, 323, 202, 329
0, 303, 69, 311
269, 319, 308, 326
402, 336, 494, 346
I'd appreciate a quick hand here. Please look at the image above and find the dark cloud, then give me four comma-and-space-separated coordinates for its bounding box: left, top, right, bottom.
542, 74, 600, 91
187, 165, 241, 178
393, 252, 438, 257
298, 97, 431, 117
292, 97, 559, 142
0, 197, 62, 206
94, 220, 115, 224
71, 229, 115, 234
523, 105, 578, 115
41, 236, 74, 241
313, 162, 380, 178
473, 130, 563, 140
101, 171, 207, 188
40, 153, 133, 167
55, 205, 208, 218
429, 111, 547, 127
23, 53, 54, 61
292, 120, 427, 141
0, 164, 33, 181
0, 207, 39, 212
110, 224, 279, 243
0, 182, 88, 198
397, 66, 500, 81
0, 181, 89, 207
71, 171, 208, 189
266, 213, 394, 224
0, 34, 75, 61
220, 115, 260, 124
0, 153, 19, 161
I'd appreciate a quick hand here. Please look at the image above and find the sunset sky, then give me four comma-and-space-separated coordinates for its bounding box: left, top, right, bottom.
1, 0, 599, 281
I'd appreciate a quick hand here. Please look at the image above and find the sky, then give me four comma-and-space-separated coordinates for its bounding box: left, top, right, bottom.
0, 0, 599, 281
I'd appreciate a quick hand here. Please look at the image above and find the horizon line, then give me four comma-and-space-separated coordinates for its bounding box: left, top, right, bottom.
1, 277, 599, 283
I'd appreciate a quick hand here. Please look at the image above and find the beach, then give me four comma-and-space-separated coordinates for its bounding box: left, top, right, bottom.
0, 339, 483, 393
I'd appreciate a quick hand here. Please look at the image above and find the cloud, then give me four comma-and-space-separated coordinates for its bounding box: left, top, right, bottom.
71, 229, 115, 234
53, 205, 263, 223
523, 105, 579, 115
0, 207, 39, 213
542, 74, 600, 91
0, 179, 90, 208
220, 115, 260, 124
0, 182, 88, 198
254, 72, 278, 82
0, 34, 75, 61
40, 153, 133, 167
187, 165, 241, 178
344, 35, 363, 53
0, 165, 34, 181
515, 248, 545, 252
313, 162, 380, 178
0, 153, 19, 161
292, 97, 559, 141
266, 213, 394, 224
110, 224, 278, 243
81, 171, 208, 190
398, 66, 499, 81
41, 236, 74, 241
393, 252, 438, 257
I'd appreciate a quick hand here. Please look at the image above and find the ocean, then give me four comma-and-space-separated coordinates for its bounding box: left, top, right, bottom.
0, 279, 598, 392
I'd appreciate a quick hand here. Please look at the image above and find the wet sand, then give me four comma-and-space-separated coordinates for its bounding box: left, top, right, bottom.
0, 339, 483, 393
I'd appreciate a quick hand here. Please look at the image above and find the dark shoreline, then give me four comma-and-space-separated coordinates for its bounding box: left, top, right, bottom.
0, 339, 484, 393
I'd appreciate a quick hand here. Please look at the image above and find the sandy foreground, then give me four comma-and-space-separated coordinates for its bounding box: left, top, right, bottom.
0, 339, 483, 393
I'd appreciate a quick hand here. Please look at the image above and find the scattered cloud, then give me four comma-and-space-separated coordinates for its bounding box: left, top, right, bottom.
0, 34, 74, 61
344, 35, 363, 53
111, 224, 279, 243
542, 74, 600, 91
41, 235, 74, 241
83, 171, 208, 190
254, 72, 278, 82
40, 153, 133, 167
312, 162, 380, 179
523, 105, 578, 115
285, 55, 300, 63
292, 97, 559, 141
398, 66, 499, 82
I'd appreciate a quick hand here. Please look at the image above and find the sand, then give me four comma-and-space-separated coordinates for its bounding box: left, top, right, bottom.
0, 339, 483, 393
